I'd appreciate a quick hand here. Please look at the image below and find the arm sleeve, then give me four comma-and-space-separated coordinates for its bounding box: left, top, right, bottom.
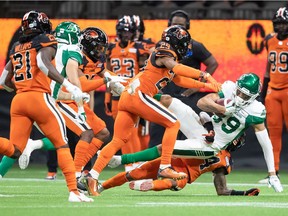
255, 129, 275, 173
173, 75, 205, 89
172, 64, 202, 78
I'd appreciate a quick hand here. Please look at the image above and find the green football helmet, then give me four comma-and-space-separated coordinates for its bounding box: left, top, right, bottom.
234, 73, 261, 107
54, 21, 80, 45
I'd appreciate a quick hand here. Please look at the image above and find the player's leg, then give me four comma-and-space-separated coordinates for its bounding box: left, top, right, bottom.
133, 91, 186, 180
82, 110, 137, 196
261, 89, 282, 183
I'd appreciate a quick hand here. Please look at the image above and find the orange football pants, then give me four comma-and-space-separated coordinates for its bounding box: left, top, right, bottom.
265, 87, 288, 171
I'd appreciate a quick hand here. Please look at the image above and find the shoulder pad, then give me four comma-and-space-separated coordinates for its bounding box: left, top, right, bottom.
218, 81, 235, 99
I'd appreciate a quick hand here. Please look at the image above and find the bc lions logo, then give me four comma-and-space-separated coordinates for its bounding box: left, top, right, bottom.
174, 28, 187, 39
84, 30, 99, 40
38, 12, 49, 24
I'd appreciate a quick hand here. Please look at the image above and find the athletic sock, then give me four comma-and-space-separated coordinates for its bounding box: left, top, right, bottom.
0, 137, 14, 157
73, 140, 90, 172
42, 138, 55, 150
56, 148, 77, 192
0, 156, 16, 177
121, 146, 160, 164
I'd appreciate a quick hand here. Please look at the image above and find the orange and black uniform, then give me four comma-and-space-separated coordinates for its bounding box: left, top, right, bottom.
92, 41, 206, 175
5, 33, 78, 192
265, 34, 288, 171
107, 40, 149, 157
102, 150, 232, 191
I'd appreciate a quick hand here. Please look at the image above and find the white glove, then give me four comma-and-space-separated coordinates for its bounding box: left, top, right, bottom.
104, 72, 128, 87
76, 106, 86, 124
110, 82, 125, 96
63, 79, 83, 103
82, 92, 90, 103
268, 175, 283, 192
224, 99, 236, 116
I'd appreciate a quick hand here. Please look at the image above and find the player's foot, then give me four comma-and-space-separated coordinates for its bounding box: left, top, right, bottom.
18, 139, 34, 169
245, 188, 260, 196
45, 172, 57, 180
97, 182, 104, 193
157, 166, 187, 180
68, 191, 94, 202
80, 173, 100, 196
129, 179, 154, 191
108, 155, 122, 168
76, 176, 87, 192
258, 171, 279, 184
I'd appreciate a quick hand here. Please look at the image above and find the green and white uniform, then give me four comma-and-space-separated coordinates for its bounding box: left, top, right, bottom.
50, 43, 82, 99
170, 81, 266, 159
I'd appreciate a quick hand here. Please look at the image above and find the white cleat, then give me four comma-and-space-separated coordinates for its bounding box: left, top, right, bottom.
18, 139, 34, 170
258, 177, 269, 184
108, 155, 122, 168
68, 191, 94, 202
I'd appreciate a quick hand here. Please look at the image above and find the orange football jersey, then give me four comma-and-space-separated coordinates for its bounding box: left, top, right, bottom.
267, 34, 288, 89
9, 33, 57, 94
107, 41, 147, 78
80, 54, 105, 80
129, 41, 178, 97
178, 150, 232, 184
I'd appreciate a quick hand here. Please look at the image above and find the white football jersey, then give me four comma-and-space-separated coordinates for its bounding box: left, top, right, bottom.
212, 81, 266, 150
50, 43, 83, 99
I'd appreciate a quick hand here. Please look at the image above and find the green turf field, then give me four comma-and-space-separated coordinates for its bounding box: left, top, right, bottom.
0, 165, 287, 216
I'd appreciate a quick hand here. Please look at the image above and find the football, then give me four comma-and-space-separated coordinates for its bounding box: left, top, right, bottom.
216, 98, 232, 106
214, 98, 232, 117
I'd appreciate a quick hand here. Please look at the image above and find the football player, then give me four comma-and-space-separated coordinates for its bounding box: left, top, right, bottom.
258, 7, 288, 183
104, 15, 151, 172
80, 25, 221, 196
0, 11, 93, 202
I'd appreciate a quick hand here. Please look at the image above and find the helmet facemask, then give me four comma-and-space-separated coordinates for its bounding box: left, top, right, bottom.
233, 73, 261, 107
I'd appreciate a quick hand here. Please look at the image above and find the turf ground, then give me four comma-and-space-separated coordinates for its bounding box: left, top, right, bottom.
0, 165, 287, 216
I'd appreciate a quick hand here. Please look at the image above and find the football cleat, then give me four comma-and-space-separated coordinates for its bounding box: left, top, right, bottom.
45, 172, 57, 180
80, 173, 100, 196
18, 139, 35, 169
129, 179, 154, 191
157, 166, 187, 180
245, 188, 260, 196
68, 191, 94, 202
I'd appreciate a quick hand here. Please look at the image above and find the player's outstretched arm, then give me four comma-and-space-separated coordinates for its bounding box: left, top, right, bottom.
213, 168, 260, 196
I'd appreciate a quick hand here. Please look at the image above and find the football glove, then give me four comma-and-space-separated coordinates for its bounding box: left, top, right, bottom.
82, 92, 90, 103
110, 82, 125, 96
104, 72, 128, 87
268, 175, 283, 192
63, 79, 83, 104
202, 130, 215, 143
224, 99, 236, 116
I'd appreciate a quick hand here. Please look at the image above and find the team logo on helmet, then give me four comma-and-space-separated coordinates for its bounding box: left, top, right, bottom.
276, 7, 288, 20
38, 12, 49, 24
174, 28, 187, 39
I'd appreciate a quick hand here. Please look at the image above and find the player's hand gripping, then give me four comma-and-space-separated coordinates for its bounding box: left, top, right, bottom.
268, 175, 283, 192
63, 79, 83, 103
224, 99, 236, 116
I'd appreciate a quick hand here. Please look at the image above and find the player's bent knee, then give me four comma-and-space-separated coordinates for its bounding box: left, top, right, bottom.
95, 128, 110, 142
80, 129, 94, 142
